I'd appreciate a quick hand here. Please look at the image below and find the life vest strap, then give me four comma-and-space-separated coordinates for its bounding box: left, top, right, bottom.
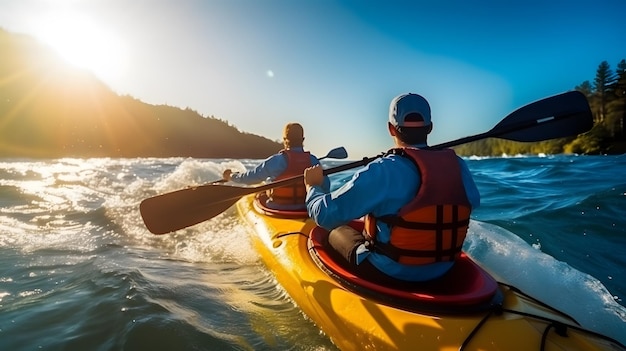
371, 242, 462, 261
374, 205, 468, 263
377, 216, 470, 230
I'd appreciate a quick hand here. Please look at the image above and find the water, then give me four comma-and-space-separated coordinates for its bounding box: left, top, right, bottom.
0, 155, 625, 350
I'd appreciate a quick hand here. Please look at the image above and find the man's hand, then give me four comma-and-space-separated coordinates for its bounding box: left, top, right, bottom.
304, 165, 324, 189
222, 169, 233, 181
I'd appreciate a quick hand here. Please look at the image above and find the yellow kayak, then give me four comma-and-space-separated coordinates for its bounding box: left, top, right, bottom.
236, 194, 624, 351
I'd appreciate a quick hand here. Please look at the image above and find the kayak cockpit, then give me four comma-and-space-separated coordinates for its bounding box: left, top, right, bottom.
308, 221, 503, 315
253, 193, 309, 218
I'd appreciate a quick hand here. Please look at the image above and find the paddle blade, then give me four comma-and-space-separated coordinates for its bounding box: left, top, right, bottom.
325, 146, 348, 160
140, 184, 254, 234
491, 90, 593, 142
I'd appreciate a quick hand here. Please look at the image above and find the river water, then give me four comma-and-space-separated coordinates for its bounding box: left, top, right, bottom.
1, 154, 625, 350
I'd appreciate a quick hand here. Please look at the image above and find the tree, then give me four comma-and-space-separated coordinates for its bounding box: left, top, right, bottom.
615, 59, 626, 98
612, 59, 626, 138
592, 61, 617, 123
575, 80, 593, 96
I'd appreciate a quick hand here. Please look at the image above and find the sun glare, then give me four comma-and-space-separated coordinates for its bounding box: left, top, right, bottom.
30, 10, 128, 85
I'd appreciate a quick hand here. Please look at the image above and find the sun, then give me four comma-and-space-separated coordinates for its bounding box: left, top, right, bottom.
30, 10, 128, 85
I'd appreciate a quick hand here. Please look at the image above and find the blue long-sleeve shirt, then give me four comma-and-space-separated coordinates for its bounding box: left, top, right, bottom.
306, 150, 480, 281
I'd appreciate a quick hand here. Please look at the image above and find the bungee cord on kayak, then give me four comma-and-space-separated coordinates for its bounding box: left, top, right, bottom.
458, 282, 625, 351
275, 231, 308, 239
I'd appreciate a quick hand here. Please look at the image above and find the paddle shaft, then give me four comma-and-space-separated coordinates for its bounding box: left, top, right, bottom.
140, 91, 592, 234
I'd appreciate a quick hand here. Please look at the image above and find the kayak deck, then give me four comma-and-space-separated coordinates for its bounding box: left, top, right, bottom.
237, 194, 624, 351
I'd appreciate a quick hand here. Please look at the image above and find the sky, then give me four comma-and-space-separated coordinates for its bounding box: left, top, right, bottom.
1, 0, 625, 159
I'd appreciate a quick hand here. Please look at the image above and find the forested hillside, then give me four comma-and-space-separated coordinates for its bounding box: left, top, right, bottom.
0, 29, 282, 158
454, 60, 626, 156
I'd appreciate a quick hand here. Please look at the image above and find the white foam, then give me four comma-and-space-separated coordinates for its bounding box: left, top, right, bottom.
153, 158, 247, 192
465, 220, 626, 345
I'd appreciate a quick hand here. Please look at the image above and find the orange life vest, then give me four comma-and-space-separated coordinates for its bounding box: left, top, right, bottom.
268, 149, 312, 205
364, 148, 471, 265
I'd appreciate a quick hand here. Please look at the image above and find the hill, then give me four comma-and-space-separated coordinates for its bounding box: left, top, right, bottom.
0, 29, 282, 158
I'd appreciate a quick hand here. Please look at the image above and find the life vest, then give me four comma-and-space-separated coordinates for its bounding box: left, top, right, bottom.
268, 149, 313, 205
364, 148, 471, 265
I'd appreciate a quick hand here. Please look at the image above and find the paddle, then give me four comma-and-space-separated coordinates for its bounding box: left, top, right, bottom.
140, 90, 592, 234
141, 146, 350, 234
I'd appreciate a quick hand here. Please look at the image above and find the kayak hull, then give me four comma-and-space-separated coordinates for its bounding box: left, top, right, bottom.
236, 194, 622, 351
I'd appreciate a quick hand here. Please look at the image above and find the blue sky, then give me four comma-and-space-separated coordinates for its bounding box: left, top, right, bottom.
1, 0, 625, 159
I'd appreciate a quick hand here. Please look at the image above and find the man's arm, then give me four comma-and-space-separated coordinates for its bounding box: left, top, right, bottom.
305, 159, 402, 230
229, 154, 286, 185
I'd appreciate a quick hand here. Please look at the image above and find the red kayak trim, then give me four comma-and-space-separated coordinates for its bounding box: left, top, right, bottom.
253, 193, 308, 218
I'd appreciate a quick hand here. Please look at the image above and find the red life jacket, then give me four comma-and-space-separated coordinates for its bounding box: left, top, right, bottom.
364, 148, 471, 265
268, 149, 313, 205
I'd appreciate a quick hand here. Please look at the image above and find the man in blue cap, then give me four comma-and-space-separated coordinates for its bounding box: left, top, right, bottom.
304, 93, 480, 282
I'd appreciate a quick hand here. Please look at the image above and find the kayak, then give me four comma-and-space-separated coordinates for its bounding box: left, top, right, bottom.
236, 193, 625, 351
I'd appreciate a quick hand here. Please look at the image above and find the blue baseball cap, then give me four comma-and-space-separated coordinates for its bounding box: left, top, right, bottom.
389, 93, 431, 127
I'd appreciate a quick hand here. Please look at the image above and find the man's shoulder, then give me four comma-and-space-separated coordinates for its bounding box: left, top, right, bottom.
380, 153, 416, 165
362, 154, 416, 175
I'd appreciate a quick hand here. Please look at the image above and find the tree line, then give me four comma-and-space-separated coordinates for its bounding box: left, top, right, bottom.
455, 59, 626, 156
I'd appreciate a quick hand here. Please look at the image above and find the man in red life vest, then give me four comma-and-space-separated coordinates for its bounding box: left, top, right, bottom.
304, 94, 480, 282
223, 122, 329, 210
